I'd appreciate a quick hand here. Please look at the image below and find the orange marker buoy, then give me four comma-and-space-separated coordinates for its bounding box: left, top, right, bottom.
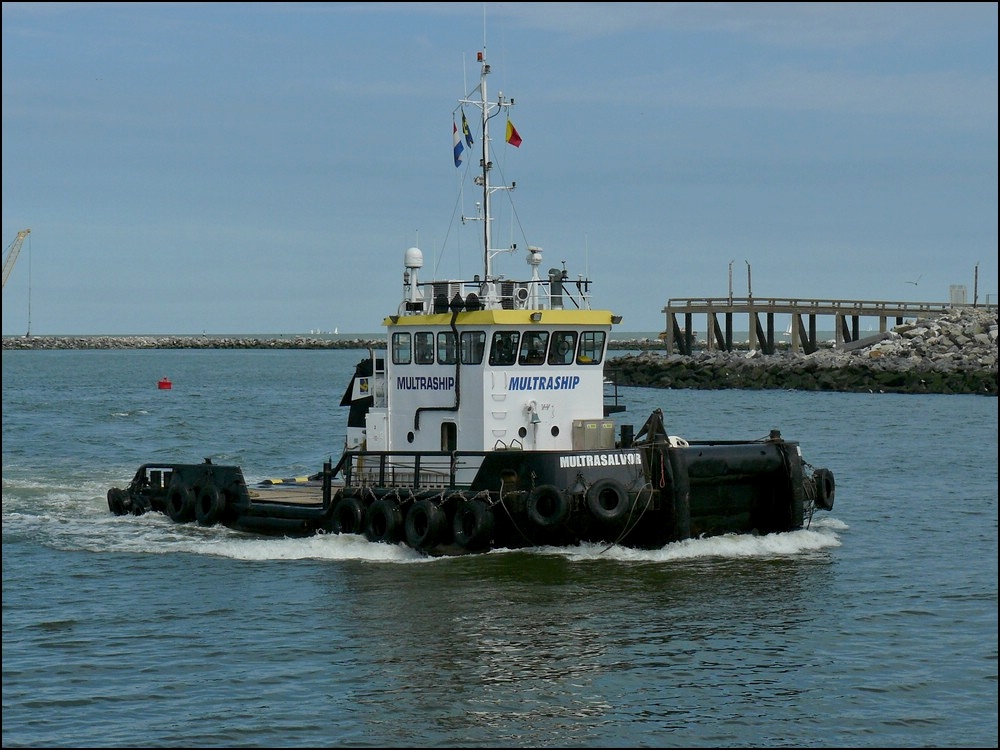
158, 377, 172, 390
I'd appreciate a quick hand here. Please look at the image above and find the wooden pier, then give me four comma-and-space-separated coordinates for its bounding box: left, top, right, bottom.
661, 297, 991, 355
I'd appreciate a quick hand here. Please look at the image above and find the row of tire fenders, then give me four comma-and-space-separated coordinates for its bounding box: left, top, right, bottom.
329, 479, 635, 552
106, 476, 634, 550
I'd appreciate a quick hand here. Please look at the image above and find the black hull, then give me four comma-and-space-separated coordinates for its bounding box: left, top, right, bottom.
107, 430, 834, 555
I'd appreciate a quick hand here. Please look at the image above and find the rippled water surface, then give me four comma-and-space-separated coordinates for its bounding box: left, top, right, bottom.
3, 349, 997, 747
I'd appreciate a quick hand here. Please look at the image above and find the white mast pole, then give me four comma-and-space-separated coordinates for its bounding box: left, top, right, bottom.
479, 51, 492, 283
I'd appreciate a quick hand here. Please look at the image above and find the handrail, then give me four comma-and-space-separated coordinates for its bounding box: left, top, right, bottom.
663, 297, 977, 314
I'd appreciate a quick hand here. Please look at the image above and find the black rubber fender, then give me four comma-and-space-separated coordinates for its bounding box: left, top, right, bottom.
365, 497, 404, 544
331, 495, 366, 534
405, 499, 448, 550
107, 488, 129, 516
586, 478, 632, 522
527, 484, 570, 528
814, 468, 835, 511
195, 484, 226, 527
165, 481, 196, 523
452, 498, 494, 551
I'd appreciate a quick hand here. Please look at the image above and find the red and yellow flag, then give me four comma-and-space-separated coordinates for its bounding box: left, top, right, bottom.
505, 119, 522, 148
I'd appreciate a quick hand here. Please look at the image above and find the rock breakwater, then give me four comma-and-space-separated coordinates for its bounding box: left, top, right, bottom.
1, 335, 382, 351
607, 306, 997, 396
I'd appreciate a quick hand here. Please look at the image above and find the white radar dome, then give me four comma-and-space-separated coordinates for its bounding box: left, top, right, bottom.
404, 247, 424, 269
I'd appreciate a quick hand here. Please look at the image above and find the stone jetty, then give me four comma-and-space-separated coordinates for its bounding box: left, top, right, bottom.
1, 335, 383, 351
607, 306, 997, 396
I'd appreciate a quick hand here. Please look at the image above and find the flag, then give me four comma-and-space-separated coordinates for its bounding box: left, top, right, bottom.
461, 110, 474, 147
505, 118, 522, 148
453, 120, 464, 167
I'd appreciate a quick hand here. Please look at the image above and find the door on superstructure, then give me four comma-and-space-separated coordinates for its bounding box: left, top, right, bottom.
441, 421, 457, 452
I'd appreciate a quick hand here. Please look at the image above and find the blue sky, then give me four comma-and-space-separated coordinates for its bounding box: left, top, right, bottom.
2, 2, 997, 335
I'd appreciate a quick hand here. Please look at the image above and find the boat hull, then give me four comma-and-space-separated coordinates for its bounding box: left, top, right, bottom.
107, 431, 833, 555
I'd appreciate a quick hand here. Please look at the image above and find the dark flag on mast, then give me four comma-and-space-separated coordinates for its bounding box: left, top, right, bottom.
461, 110, 474, 148
453, 119, 464, 167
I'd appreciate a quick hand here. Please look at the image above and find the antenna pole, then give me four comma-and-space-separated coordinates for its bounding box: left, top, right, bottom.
26, 240, 32, 337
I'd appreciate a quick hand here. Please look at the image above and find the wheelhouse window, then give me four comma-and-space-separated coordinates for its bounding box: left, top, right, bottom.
577, 331, 606, 365
548, 331, 577, 365
392, 332, 411, 365
519, 330, 549, 365
489, 330, 519, 366
415, 332, 435, 364
460, 331, 486, 364
437, 331, 457, 364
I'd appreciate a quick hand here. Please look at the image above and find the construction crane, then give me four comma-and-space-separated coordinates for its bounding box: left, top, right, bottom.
2, 228, 31, 290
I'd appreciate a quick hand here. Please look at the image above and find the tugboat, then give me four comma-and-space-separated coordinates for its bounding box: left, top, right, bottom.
107, 47, 836, 554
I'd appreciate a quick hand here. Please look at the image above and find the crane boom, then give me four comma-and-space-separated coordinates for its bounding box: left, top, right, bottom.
2, 228, 31, 290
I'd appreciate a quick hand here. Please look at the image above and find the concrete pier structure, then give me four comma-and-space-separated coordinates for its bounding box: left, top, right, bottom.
661, 297, 996, 355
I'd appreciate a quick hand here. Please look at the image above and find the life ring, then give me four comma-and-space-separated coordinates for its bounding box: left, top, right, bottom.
452, 498, 494, 551
195, 483, 226, 527
365, 498, 404, 544
107, 488, 129, 516
331, 495, 366, 535
405, 499, 448, 550
165, 481, 196, 523
586, 478, 632, 523
814, 468, 835, 511
527, 484, 570, 528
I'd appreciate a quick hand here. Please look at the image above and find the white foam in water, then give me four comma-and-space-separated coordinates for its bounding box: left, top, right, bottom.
525, 523, 842, 563
197, 532, 432, 563
3, 475, 841, 564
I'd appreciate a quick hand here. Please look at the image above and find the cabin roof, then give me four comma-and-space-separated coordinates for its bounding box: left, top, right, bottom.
385, 309, 616, 327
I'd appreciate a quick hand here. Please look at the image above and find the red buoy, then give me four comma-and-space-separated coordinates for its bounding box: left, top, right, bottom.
158, 377, 172, 390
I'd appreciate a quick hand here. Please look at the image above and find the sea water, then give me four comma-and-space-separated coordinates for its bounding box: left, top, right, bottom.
2, 348, 997, 748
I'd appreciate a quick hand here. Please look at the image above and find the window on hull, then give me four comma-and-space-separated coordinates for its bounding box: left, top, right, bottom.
548, 331, 577, 365
489, 331, 520, 366
519, 330, 549, 365
460, 331, 486, 364
437, 331, 457, 364
415, 332, 435, 364
577, 331, 606, 364
392, 332, 412, 365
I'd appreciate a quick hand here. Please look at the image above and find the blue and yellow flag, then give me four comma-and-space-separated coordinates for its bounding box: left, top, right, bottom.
461, 110, 474, 148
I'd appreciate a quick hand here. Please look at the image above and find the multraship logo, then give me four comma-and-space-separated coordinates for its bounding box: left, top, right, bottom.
396, 376, 456, 391
509, 375, 581, 391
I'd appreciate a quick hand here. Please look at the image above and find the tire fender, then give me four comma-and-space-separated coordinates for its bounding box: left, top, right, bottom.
165, 482, 196, 523
107, 488, 129, 516
405, 499, 448, 550
331, 495, 367, 535
814, 468, 835, 511
452, 498, 494, 551
365, 498, 404, 544
195, 483, 226, 526
527, 484, 570, 528
586, 478, 632, 522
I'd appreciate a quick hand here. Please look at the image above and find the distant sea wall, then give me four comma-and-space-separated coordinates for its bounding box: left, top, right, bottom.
1, 335, 384, 351
4, 307, 996, 395
1, 334, 664, 351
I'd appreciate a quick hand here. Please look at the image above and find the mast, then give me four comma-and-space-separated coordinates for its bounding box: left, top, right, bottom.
460, 49, 515, 308
479, 51, 490, 280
